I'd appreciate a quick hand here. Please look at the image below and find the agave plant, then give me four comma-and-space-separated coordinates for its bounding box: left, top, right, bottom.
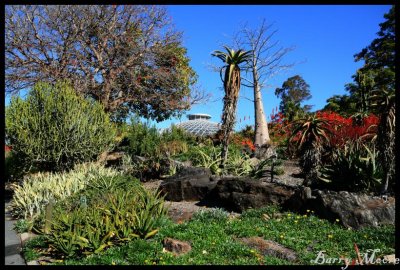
212, 46, 252, 168
319, 140, 382, 192
290, 113, 331, 186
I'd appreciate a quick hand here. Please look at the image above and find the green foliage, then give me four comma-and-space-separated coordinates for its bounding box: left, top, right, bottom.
275, 75, 312, 122
5, 81, 116, 172
14, 219, 33, 234
10, 162, 121, 220
43, 206, 394, 265
318, 141, 383, 192
43, 179, 167, 258
5, 151, 26, 182
191, 208, 230, 223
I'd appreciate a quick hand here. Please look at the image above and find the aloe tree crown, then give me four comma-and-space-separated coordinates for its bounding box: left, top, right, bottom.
212, 46, 252, 87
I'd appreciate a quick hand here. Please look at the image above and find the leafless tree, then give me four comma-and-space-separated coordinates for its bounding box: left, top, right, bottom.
232, 19, 296, 157
5, 5, 199, 121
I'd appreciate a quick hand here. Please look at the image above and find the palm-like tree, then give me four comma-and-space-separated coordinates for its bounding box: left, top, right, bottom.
212, 46, 252, 168
369, 88, 395, 194
290, 113, 331, 186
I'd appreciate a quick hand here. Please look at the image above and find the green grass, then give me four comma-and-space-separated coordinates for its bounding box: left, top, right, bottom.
23, 206, 395, 265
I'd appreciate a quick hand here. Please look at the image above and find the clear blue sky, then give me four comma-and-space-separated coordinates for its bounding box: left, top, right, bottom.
150, 5, 391, 130
5, 5, 391, 131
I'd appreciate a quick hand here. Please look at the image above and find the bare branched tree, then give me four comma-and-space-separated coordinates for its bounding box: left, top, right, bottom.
232, 19, 296, 157
5, 5, 199, 122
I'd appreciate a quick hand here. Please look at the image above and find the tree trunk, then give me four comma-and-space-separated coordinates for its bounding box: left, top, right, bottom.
253, 69, 271, 158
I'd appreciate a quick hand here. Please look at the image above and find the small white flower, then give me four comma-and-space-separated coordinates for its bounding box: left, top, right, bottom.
202, 250, 208, 254
162, 248, 167, 253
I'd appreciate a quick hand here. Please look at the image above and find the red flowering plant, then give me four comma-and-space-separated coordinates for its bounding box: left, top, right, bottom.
315, 111, 379, 149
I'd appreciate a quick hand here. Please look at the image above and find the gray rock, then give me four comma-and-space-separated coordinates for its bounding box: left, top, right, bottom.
285, 188, 395, 229
158, 167, 216, 201
208, 177, 296, 213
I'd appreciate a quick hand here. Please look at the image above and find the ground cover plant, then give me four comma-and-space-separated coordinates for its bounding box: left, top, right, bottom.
22, 206, 394, 265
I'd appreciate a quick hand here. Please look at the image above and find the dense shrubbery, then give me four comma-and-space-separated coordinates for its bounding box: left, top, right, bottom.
318, 140, 383, 192
10, 163, 121, 220
5, 81, 116, 173
37, 176, 167, 258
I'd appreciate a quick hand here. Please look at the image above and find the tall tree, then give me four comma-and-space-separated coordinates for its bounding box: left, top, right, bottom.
212, 46, 251, 167
275, 75, 312, 122
232, 19, 295, 158
5, 5, 199, 122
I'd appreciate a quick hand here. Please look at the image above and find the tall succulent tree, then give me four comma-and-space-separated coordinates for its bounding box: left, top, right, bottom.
290, 114, 331, 186
212, 46, 252, 167
231, 19, 295, 158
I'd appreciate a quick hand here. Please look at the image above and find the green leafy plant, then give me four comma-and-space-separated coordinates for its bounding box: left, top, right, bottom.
41, 179, 167, 258
10, 162, 121, 220
290, 113, 331, 186
318, 141, 382, 192
5, 81, 116, 172
14, 219, 34, 233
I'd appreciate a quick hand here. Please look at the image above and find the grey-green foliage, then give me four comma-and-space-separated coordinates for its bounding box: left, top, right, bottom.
5, 81, 116, 172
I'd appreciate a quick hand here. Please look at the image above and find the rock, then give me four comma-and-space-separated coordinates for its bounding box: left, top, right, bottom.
254, 144, 276, 159
158, 167, 216, 201
163, 238, 192, 255
20, 232, 37, 247
238, 237, 297, 262
206, 177, 296, 213
285, 189, 395, 229
167, 208, 194, 224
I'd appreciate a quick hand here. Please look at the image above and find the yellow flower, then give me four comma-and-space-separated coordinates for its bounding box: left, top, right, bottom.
328, 234, 333, 238
303, 215, 307, 218
202, 250, 208, 254
335, 219, 340, 222
364, 235, 368, 238
287, 213, 291, 217
280, 235, 284, 238
306, 209, 310, 213
311, 210, 314, 213
294, 220, 298, 223
112, 261, 116, 265
250, 249, 255, 253
296, 216, 301, 219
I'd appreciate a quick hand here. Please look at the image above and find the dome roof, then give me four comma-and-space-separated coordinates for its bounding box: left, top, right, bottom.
174, 114, 220, 137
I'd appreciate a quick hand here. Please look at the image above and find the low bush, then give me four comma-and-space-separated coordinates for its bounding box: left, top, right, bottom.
10, 162, 121, 220
5, 81, 116, 172
318, 141, 382, 192
39, 178, 167, 258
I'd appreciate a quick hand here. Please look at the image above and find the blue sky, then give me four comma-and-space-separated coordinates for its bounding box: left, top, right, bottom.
5, 5, 391, 131
149, 5, 391, 130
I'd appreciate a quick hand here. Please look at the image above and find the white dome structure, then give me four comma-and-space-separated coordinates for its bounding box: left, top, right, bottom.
174, 114, 220, 137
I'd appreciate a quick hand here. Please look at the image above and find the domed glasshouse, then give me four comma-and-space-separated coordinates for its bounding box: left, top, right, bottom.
174, 114, 220, 137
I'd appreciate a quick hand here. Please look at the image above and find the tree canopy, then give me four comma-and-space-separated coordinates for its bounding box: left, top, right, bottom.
275, 75, 312, 121
5, 5, 198, 122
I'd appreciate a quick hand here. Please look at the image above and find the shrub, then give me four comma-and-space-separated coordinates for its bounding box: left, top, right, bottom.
192, 208, 230, 223
5, 81, 116, 172
10, 162, 121, 220
43, 180, 167, 258
318, 141, 383, 192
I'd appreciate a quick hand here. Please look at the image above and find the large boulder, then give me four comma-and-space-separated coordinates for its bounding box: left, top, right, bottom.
284, 188, 395, 229
158, 167, 216, 201
205, 177, 296, 213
